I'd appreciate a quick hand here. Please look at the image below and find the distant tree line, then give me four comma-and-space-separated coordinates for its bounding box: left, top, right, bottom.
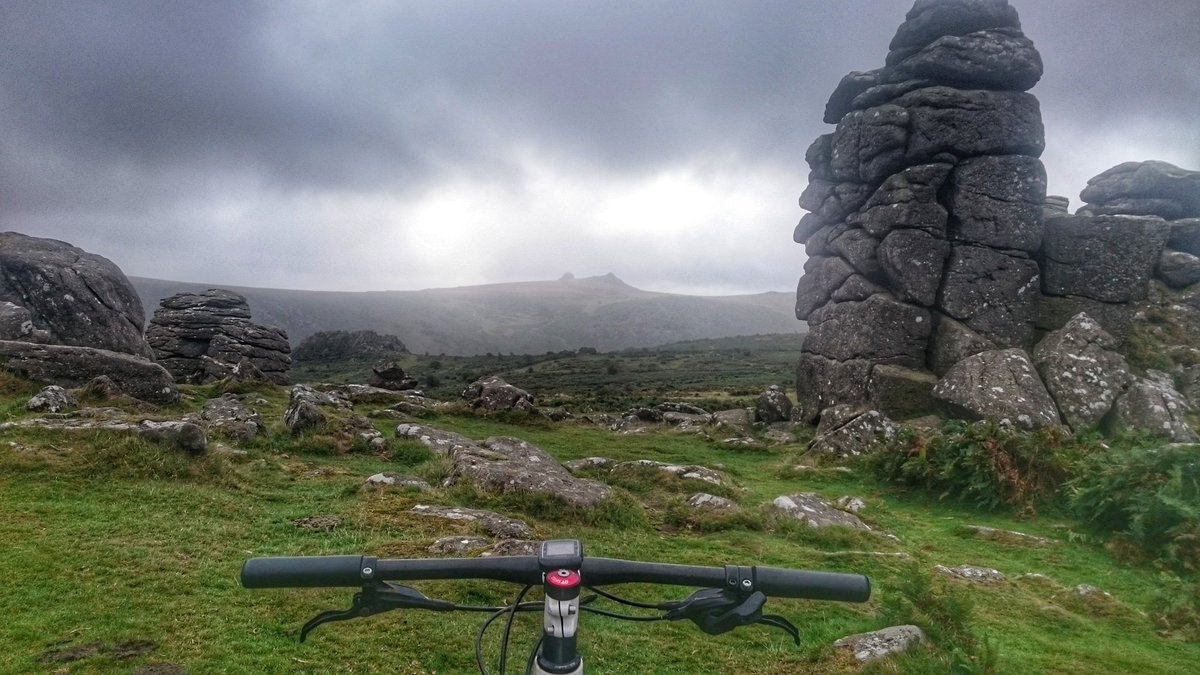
292, 330, 408, 362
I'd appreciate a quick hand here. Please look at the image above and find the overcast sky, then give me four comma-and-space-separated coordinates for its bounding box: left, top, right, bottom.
2, 1, 1197, 295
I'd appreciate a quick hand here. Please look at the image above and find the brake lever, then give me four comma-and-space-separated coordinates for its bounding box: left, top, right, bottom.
663, 588, 799, 644
300, 582, 456, 642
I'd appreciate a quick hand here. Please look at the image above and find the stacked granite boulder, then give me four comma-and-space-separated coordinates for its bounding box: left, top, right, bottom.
794, 0, 1046, 422
1037, 160, 1200, 339
146, 289, 292, 385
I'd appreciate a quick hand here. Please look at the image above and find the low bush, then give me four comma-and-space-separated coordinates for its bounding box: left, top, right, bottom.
869, 421, 1092, 513
1066, 444, 1200, 572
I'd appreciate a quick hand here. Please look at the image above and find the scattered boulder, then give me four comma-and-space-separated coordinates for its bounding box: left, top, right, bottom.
447, 436, 612, 508
0, 232, 153, 357
686, 493, 739, 512
935, 564, 1005, 584
201, 394, 265, 442
138, 420, 208, 455
26, 385, 77, 413
710, 408, 754, 432
1109, 373, 1197, 442
933, 348, 1062, 430
462, 376, 535, 412
410, 505, 534, 540
770, 494, 871, 530
370, 361, 419, 391
365, 473, 431, 491
1169, 219, 1200, 256
834, 625, 927, 664
1031, 313, 1132, 430
0, 340, 178, 404
1158, 250, 1200, 289
145, 289, 291, 385
794, 354, 872, 424
753, 385, 794, 423
283, 386, 331, 434
808, 406, 898, 458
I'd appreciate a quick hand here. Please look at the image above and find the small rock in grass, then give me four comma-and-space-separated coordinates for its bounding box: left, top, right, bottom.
835, 496, 867, 513
834, 625, 927, 663
483, 539, 540, 557
292, 515, 342, 531
428, 536, 491, 555
365, 472, 432, 491
964, 525, 1056, 547
686, 493, 738, 511
410, 505, 534, 540
26, 385, 77, 413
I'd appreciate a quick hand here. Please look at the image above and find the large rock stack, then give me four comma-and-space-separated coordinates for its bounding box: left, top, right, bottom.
146, 289, 292, 385
794, 0, 1046, 421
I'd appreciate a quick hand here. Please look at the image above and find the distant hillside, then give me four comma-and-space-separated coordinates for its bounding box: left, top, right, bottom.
130, 274, 804, 356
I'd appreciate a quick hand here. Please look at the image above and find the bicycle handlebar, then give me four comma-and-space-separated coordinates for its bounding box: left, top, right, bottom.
240, 555, 870, 603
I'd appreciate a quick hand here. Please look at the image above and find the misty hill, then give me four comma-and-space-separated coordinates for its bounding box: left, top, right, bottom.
129, 273, 803, 356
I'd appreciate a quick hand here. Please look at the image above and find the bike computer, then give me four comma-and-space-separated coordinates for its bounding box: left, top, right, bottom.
538, 539, 583, 571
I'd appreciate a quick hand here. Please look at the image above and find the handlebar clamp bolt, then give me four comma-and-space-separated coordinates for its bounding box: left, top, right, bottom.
741, 579, 752, 589
362, 567, 373, 576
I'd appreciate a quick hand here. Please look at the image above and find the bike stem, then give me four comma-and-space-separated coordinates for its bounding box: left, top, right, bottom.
534, 568, 582, 675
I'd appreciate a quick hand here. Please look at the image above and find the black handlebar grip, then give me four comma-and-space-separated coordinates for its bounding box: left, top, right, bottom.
241, 556, 368, 589
753, 567, 871, 602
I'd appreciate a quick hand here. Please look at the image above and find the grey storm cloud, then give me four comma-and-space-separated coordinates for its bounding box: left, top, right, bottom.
0, 0, 1197, 292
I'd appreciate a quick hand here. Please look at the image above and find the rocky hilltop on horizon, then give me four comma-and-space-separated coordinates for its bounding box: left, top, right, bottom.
130, 274, 802, 356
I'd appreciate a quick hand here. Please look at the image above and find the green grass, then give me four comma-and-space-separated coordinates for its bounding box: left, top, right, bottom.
1, 384, 1197, 674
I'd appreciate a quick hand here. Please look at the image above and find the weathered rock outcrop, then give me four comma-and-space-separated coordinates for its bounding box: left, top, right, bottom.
795, 0, 1045, 422
0, 340, 179, 404
753, 385, 794, 423
462, 376, 535, 412
449, 437, 612, 509
369, 361, 418, 391
291, 329, 407, 362
0, 232, 152, 357
145, 289, 291, 385
791, 2, 1199, 442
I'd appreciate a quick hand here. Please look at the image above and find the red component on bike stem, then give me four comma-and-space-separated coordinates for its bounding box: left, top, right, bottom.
546, 569, 581, 590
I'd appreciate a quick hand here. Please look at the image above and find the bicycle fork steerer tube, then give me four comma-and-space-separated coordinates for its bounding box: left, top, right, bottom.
537, 568, 582, 675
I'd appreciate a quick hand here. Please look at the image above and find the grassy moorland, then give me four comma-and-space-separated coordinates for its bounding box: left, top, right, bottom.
0, 367, 1197, 674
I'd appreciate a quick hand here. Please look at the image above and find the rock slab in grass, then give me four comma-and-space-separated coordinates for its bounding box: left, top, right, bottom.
428, 536, 490, 555
935, 564, 1005, 584
612, 459, 724, 486
449, 436, 612, 508
687, 493, 738, 511
0, 416, 206, 453
365, 473, 431, 491
964, 525, 1056, 547
834, 624, 927, 664
396, 423, 480, 456
483, 539, 540, 557
771, 494, 870, 530
411, 505, 534, 540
